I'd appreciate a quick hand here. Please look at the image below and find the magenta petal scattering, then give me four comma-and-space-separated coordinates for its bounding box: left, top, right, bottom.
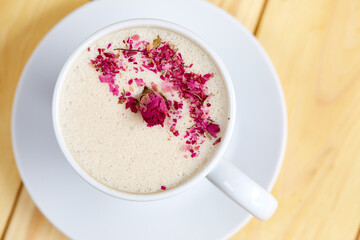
90, 34, 221, 158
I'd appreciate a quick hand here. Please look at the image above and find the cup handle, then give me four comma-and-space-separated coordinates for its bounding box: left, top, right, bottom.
206, 160, 278, 220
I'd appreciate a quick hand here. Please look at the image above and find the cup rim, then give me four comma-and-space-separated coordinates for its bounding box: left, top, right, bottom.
52, 18, 236, 201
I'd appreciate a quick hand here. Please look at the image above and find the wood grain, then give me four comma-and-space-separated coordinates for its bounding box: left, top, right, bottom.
231, 0, 360, 239
0, 0, 88, 238
0, 0, 266, 239
208, 0, 266, 31
4, 188, 67, 240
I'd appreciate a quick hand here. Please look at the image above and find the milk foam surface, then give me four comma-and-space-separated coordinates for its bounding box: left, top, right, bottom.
60, 27, 228, 193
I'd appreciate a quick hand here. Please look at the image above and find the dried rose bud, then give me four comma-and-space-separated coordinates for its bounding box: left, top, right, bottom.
139, 87, 169, 127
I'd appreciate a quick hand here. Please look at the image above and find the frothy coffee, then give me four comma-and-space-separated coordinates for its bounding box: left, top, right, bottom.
59, 27, 228, 193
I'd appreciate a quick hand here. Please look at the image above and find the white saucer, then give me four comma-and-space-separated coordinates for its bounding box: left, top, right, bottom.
12, 0, 287, 239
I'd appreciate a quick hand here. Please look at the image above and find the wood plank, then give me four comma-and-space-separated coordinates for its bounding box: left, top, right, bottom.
208, 0, 266, 31
5, 188, 68, 240
0, 0, 88, 238
231, 0, 360, 239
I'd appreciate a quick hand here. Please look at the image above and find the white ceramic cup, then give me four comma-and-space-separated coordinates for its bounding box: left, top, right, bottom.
52, 18, 278, 221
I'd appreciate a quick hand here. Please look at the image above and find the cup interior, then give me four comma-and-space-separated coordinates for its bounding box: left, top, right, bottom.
52, 18, 236, 201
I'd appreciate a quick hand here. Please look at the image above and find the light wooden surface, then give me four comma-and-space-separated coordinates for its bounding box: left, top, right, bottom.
1, 0, 360, 239
5, 189, 68, 240
232, 0, 360, 239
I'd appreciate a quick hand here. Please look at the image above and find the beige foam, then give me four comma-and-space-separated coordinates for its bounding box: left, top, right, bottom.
60, 27, 228, 193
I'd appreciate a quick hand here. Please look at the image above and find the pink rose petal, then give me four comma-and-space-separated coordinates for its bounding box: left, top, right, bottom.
131, 34, 140, 41
160, 81, 172, 93
134, 78, 144, 87
99, 75, 115, 84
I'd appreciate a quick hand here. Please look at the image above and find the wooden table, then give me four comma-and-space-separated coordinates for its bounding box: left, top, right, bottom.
1, 0, 360, 239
